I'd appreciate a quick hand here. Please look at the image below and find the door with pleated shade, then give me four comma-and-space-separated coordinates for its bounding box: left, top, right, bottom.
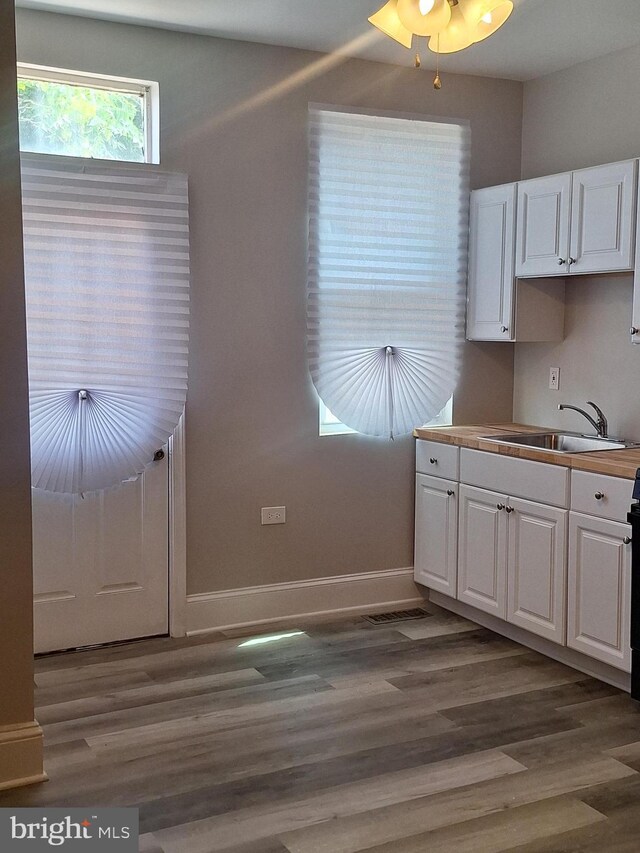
21, 156, 189, 653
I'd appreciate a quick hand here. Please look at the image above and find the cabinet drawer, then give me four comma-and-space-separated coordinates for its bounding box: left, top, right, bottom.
416, 440, 459, 481
460, 449, 569, 507
571, 471, 634, 522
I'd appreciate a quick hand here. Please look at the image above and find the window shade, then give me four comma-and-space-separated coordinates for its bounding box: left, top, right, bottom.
307, 107, 470, 438
21, 155, 189, 494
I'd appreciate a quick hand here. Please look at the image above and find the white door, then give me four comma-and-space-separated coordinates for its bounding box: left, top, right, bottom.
466, 184, 516, 341
506, 497, 567, 644
567, 513, 632, 672
516, 172, 572, 277
414, 474, 458, 597
32, 451, 169, 653
457, 484, 508, 619
569, 160, 637, 275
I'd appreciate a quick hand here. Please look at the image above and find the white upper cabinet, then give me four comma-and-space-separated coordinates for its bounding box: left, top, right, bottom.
570, 161, 637, 275
467, 184, 566, 343
515, 161, 637, 278
633, 181, 640, 343
467, 184, 516, 341
515, 172, 572, 277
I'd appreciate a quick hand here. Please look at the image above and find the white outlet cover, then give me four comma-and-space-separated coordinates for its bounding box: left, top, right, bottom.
549, 367, 560, 391
261, 506, 286, 525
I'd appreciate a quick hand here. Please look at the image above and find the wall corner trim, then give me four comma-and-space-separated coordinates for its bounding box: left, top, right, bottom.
186, 567, 425, 635
0, 720, 47, 792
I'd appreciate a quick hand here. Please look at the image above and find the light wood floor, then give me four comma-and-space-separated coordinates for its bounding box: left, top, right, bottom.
3, 602, 640, 852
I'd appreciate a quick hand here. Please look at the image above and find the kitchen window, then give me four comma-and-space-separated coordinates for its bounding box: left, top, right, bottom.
17, 63, 159, 163
308, 106, 469, 438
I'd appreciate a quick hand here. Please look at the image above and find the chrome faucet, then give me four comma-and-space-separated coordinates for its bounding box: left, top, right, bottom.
558, 401, 609, 438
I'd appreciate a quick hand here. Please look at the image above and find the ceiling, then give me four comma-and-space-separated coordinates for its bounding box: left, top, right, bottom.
15, 0, 640, 81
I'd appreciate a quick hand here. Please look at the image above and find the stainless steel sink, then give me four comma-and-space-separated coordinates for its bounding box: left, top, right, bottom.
481, 432, 638, 454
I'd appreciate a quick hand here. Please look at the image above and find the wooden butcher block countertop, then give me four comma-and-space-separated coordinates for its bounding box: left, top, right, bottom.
413, 423, 640, 480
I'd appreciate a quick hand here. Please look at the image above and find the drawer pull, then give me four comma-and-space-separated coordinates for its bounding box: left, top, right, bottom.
594, 492, 605, 501
506, 506, 514, 514
496, 503, 505, 511
624, 537, 632, 545
447, 489, 455, 497
430, 457, 438, 465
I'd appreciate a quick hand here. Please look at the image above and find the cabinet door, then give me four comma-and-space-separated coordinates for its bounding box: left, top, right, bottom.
516, 173, 572, 277
632, 179, 640, 345
466, 184, 516, 341
567, 513, 632, 672
457, 484, 508, 618
570, 160, 637, 274
506, 497, 568, 645
414, 474, 458, 596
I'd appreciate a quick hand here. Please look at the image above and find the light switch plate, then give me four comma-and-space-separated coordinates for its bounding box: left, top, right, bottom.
549, 367, 560, 391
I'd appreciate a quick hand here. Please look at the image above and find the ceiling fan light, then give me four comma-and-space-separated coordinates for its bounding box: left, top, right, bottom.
458, 0, 513, 38
368, 0, 414, 49
472, 1, 513, 42
427, 3, 475, 53
397, 0, 451, 37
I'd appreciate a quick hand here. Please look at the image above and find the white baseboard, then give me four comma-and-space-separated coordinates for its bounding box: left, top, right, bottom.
0, 721, 47, 792
430, 592, 632, 693
186, 567, 426, 635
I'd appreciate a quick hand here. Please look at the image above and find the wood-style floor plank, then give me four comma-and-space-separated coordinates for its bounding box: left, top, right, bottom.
1, 606, 639, 852
361, 797, 606, 853
150, 750, 526, 853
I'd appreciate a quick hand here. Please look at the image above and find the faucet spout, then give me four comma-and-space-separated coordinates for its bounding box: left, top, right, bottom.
558, 402, 609, 438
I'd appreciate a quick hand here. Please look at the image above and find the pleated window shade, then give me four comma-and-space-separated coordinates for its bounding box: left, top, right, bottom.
21, 155, 190, 494
308, 107, 470, 438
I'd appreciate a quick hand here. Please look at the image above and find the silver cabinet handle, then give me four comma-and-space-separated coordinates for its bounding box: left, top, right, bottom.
558, 258, 566, 265
506, 506, 514, 514
631, 327, 639, 336
447, 489, 455, 497
568, 257, 576, 265
624, 537, 632, 545
501, 326, 508, 333
594, 492, 605, 501
496, 503, 505, 511
430, 457, 438, 465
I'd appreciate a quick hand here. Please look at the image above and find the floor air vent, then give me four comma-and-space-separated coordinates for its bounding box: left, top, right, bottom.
363, 608, 429, 625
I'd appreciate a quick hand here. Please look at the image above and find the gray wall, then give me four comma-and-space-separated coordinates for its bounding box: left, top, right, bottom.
16, 9, 523, 595
515, 43, 640, 440
0, 0, 36, 728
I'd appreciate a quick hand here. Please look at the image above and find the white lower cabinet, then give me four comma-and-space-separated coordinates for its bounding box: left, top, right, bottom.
414, 443, 634, 680
414, 474, 458, 597
457, 485, 508, 619
507, 497, 567, 644
567, 513, 632, 672
457, 485, 567, 638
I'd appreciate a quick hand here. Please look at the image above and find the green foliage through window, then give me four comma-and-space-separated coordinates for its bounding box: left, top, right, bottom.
18, 78, 146, 162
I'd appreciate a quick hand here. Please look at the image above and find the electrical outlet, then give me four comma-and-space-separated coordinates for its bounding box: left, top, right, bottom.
261, 506, 286, 525
549, 367, 560, 391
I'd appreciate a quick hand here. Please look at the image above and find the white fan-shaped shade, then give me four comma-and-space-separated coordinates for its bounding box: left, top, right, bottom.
308, 108, 470, 438
21, 155, 190, 494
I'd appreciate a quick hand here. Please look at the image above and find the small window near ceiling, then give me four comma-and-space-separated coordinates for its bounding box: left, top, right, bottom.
320, 397, 454, 437
17, 63, 159, 164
